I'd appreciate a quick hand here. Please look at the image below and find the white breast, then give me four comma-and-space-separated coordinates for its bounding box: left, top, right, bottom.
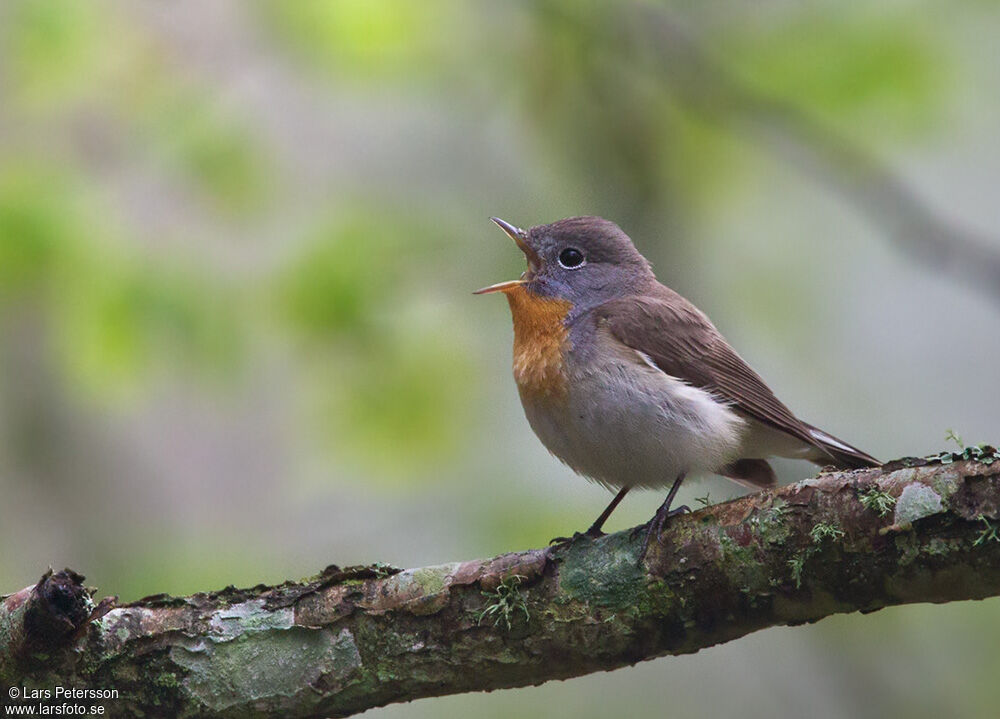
519, 331, 746, 490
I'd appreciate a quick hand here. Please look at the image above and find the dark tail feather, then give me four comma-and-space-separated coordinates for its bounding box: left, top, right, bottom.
719, 458, 778, 488
803, 422, 880, 469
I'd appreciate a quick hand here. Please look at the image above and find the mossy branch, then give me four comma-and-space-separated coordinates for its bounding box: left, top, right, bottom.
3, 453, 1000, 718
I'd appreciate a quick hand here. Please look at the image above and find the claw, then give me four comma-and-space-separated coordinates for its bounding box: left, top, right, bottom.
636, 473, 688, 561
548, 528, 604, 549
638, 517, 664, 560
638, 504, 689, 559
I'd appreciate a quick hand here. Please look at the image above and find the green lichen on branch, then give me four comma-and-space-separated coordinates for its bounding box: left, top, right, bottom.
974, 515, 1000, 546
786, 521, 845, 588
787, 552, 810, 589
809, 522, 845, 543
478, 574, 530, 630
859, 486, 896, 516
924, 444, 1000, 467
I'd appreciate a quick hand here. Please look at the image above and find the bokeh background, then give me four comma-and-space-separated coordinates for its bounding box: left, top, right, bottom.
2, 1, 999, 717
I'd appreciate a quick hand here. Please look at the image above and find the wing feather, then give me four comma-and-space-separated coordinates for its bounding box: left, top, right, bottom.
596, 289, 829, 455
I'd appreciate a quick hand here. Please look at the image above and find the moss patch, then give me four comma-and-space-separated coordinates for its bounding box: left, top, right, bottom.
557, 533, 645, 610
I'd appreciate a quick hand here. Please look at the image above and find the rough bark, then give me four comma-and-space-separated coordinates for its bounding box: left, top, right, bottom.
2, 451, 1000, 718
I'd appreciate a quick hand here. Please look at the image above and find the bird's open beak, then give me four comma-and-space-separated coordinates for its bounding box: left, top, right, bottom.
473, 217, 541, 295
472, 279, 525, 295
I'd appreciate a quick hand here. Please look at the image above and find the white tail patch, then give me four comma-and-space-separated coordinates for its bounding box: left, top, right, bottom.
809, 427, 853, 453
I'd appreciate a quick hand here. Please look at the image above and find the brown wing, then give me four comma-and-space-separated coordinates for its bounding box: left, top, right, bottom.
596, 290, 831, 456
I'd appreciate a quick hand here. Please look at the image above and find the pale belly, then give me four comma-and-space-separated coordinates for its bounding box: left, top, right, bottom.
519, 352, 747, 490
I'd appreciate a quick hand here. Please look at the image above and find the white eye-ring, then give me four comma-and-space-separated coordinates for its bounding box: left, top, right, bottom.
558, 247, 585, 269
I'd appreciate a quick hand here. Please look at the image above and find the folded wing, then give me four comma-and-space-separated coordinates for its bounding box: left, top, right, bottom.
597, 288, 878, 470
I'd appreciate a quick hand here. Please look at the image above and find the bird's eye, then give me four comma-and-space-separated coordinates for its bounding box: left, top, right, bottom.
558, 247, 585, 269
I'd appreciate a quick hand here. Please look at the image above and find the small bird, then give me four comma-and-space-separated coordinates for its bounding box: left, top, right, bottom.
476, 216, 879, 556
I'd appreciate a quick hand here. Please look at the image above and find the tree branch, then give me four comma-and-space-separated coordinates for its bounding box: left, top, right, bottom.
3, 452, 1000, 718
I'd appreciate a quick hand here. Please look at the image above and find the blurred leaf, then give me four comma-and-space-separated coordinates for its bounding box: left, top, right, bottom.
327, 334, 474, 479
277, 210, 456, 339
1, 0, 111, 109
0, 164, 244, 396
0, 168, 82, 301
515, 2, 694, 232
724, 11, 946, 136
277, 217, 399, 341
55, 257, 244, 398
277, 213, 475, 480
135, 85, 270, 215
4, 0, 268, 213
255, 0, 466, 84
660, 106, 755, 212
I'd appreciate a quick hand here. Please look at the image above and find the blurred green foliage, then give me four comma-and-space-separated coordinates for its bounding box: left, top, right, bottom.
0, 165, 244, 399
137, 86, 270, 215
0, 0, 971, 512
57, 259, 245, 398
0, 0, 971, 524
2, 0, 110, 109
278, 214, 474, 478
726, 11, 945, 136
0, 3, 951, 374
325, 337, 474, 478
257, 0, 468, 84
0, 168, 82, 300
279, 217, 403, 341
2, 2, 999, 716
510, 2, 948, 244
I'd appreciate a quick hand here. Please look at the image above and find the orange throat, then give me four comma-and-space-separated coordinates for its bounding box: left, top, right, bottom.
503, 286, 572, 400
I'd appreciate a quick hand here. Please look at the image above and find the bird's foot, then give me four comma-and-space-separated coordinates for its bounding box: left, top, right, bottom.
629, 504, 690, 541
635, 504, 690, 560
548, 526, 606, 549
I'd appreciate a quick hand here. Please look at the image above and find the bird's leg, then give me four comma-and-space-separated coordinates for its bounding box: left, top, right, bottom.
585, 486, 630, 536
549, 487, 630, 546
637, 473, 688, 559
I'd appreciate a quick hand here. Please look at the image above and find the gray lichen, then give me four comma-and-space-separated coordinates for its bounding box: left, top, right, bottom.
170, 627, 362, 712
893, 484, 944, 526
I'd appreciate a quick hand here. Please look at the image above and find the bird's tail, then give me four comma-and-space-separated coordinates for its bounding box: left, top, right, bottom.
803, 422, 880, 469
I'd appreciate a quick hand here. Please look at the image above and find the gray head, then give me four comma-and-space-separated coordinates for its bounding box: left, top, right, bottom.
475, 216, 654, 310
